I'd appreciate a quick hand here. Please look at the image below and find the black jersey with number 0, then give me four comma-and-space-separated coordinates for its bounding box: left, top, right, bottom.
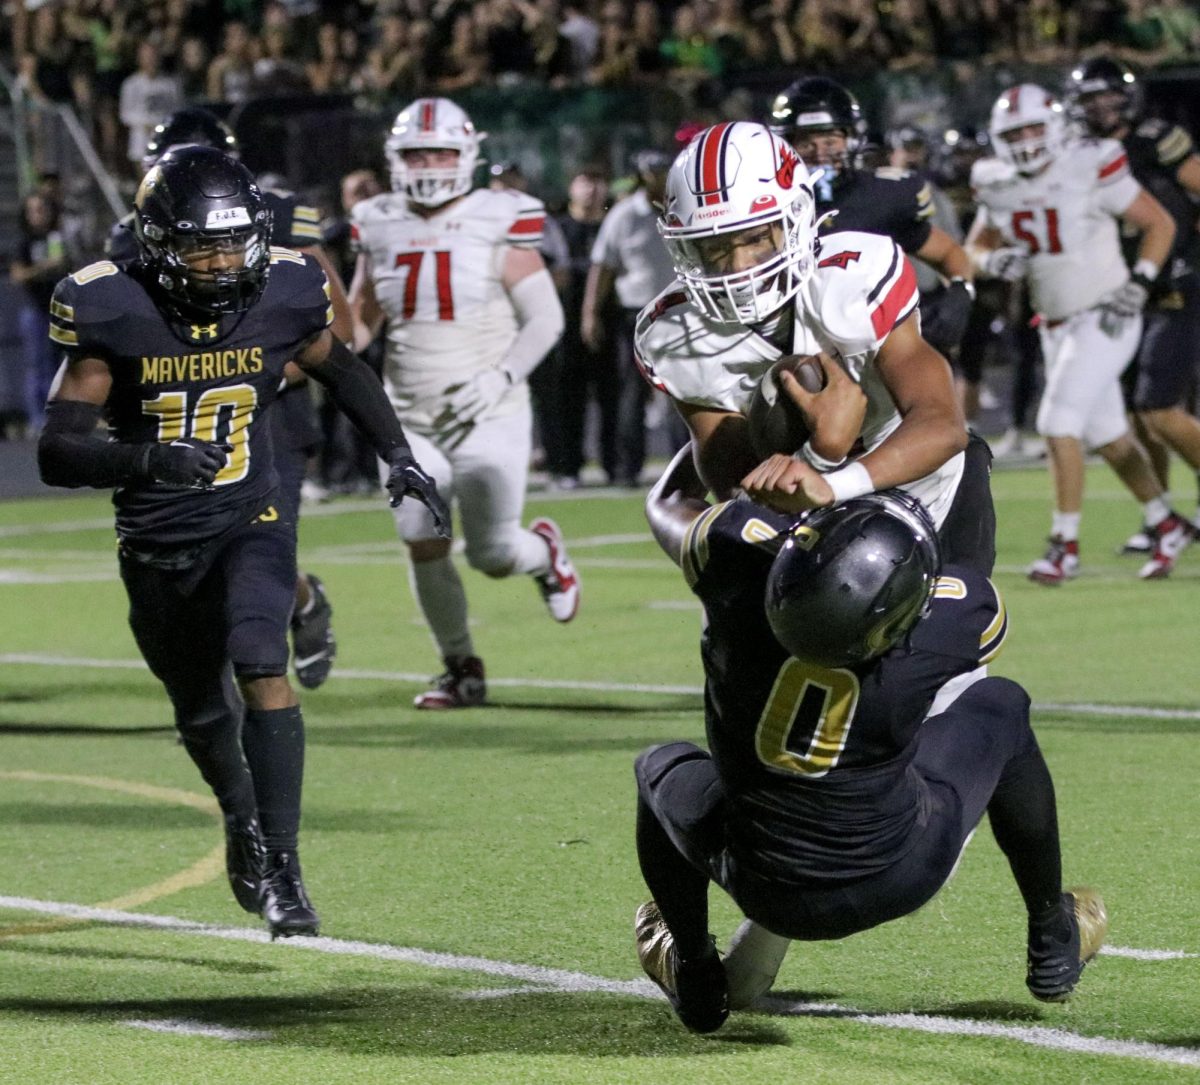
682, 498, 1007, 884
816, 167, 935, 255
48, 249, 333, 549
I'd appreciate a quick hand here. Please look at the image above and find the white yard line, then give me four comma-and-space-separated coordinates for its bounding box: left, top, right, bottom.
122, 1018, 271, 1041
0, 895, 1197, 1069
1, 652, 1198, 720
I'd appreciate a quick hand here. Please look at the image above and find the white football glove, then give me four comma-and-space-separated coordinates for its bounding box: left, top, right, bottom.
442, 368, 512, 425
983, 246, 1028, 283
1101, 276, 1150, 318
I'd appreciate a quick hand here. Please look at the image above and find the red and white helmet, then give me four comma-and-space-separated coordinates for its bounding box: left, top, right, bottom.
988, 84, 1067, 174
385, 97, 483, 207
659, 122, 819, 325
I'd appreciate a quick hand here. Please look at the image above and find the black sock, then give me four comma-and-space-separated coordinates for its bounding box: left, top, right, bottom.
635, 797, 712, 960
242, 705, 305, 853
987, 747, 1063, 921
177, 711, 257, 821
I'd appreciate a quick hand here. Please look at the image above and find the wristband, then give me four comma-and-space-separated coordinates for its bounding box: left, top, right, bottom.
824, 462, 873, 504
796, 440, 845, 472
1133, 258, 1159, 282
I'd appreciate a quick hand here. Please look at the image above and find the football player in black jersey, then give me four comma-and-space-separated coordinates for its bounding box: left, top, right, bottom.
769, 78, 977, 372
1066, 58, 1200, 550
38, 147, 448, 937
631, 444, 1105, 1033
107, 107, 351, 689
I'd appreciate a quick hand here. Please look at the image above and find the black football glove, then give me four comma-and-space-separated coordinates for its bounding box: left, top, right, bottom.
385, 451, 451, 538
144, 438, 230, 489
919, 279, 974, 353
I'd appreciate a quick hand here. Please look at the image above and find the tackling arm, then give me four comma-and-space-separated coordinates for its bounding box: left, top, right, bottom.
676, 400, 761, 500
644, 441, 711, 568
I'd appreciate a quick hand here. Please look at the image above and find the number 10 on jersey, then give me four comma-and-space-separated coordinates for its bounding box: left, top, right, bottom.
143, 384, 257, 486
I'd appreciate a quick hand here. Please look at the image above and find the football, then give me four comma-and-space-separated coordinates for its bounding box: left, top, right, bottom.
746, 354, 826, 459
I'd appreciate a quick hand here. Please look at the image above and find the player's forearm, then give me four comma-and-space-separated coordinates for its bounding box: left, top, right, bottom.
645, 442, 710, 567
38, 400, 152, 489
857, 409, 967, 492
500, 269, 565, 381
1133, 217, 1175, 274
301, 336, 412, 461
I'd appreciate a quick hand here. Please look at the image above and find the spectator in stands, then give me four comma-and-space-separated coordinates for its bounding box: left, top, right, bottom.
118, 42, 182, 175
582, 149, 677, 488
177, 36, 211, 100
307, 22, 355, 94
435, 11, 489, 92
559, 2, 601, 81
10, 192, 71, 432
207, 20, 256, 103
1120, 0, 1200, 62
660, 3, 724, 83
355, 14, 426, 103
255, 24, 311, 95
793, 0, 849, 70
755, 0, 802, 67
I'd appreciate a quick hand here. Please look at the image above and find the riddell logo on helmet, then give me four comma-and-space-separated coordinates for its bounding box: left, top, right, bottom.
693, 206, 730, 220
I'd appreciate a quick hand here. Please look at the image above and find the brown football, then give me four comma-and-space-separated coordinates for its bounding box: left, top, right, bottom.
746, 354, 825, 459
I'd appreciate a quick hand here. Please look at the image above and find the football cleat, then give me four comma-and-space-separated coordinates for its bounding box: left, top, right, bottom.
1138, 513, 1193, 580
1117, 523, 1154, 555
1028, 536, 1080, 586
635, 900, 729, 1034
224, 814, 265, 915
413, 655, 486, 709
291, 573, 336, 690
1026, 888, 1107, 1002
530, 517, 580, 622
261, 850, 320, 938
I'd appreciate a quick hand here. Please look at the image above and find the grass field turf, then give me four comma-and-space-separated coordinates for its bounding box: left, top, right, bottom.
1, 462, 1199, 1083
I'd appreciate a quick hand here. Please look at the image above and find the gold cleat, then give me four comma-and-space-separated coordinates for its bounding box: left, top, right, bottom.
635, 901, 729, 1033
1027, 887, 1107, 1003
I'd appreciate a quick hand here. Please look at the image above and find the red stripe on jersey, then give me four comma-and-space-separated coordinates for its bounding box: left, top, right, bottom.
699, 122, 732, 206
1098, 152, 1128, 180
633, 349, 668, 393
419, 100, 435, 132
870, 257, 918, 340
508, 215, 545, 236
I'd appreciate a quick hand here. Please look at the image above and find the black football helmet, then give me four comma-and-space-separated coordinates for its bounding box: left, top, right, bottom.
764, 490, 942, 669
133, 146, 272, 317
768, 76, 868, 175
142, 107, 241, 172
1064, 57, 1143, 137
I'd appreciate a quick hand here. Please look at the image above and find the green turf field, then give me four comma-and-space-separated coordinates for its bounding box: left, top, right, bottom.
1, 464, 1199, 1084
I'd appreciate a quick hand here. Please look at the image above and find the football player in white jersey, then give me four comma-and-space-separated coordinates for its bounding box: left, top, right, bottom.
966, 84, 1188, 583
634, 121, 994, 572
350, 97, 577, 709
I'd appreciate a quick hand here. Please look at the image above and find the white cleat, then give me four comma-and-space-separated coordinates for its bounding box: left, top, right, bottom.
530, 517, 580, 622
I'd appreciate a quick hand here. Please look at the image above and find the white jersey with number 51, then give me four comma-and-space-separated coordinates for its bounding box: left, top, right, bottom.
970, 138, 1140, 320
351, 188, 546, 427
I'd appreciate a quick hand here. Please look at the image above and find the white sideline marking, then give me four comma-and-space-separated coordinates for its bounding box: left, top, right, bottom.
0, 570, 116, 584
2, 896, 1198, 1069
2, 652, 1199, 720
122, 1018, 270, 1041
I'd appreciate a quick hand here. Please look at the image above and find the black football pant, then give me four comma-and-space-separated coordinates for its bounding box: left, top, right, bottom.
939, 431, 996, 577
120, 514, 298, 824
635, 676, 1061, 946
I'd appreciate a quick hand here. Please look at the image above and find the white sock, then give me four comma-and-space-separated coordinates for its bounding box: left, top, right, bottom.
1051, 511, 1081, 542
409, 556, 473, 660
1142, 497, 1170, 528
512, 528, 552, 577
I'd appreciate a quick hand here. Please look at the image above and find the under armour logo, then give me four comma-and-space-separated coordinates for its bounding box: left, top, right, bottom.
190, 323, 219, 341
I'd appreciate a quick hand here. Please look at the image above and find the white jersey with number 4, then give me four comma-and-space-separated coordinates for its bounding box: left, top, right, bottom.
351, 187, 546, 429
634, 229, 965, 527
971, 138, 1140, 321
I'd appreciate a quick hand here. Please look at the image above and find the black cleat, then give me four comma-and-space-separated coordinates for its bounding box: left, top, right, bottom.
635, 901, 729, 1033
1026, 888, 1107, 1002
292, 573, 336, 690
224, 814, 265, 915
262, 850, 320, 938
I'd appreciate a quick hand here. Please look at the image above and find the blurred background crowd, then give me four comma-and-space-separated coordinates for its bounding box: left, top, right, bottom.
1, 0, 1199, 490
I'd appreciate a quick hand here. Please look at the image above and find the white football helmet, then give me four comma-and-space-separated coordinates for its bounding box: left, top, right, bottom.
385, 97, 483, 207
659, 122, 819, 325
988, 84, 1067, 175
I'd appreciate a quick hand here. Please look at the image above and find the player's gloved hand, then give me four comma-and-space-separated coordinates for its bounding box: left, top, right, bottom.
920, 278, 974, 351
144, 438, 230, 489
983, 246, 1027, 283
443, 367, 512, 425
1101, 274, 1151, 318
385, 450, 451, 538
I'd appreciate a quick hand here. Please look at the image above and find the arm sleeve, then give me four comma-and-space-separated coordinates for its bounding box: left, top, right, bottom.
499, 268, 565, 382
38, 399, 153, 489
304, 337, 413, 461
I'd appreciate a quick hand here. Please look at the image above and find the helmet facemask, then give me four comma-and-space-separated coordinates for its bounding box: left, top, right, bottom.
989, 86, 1067, 176
385, 98, 482, 208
